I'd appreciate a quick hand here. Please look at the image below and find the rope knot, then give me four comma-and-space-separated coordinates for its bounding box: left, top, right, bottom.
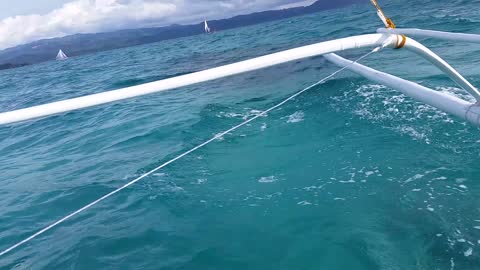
395, 34, 407, 49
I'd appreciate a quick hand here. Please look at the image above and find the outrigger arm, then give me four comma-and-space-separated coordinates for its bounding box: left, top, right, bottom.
0, 31, 479, 126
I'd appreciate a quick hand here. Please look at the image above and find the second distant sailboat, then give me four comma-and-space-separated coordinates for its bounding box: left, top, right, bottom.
204, 20, 211, 34
56, 49, 68, 61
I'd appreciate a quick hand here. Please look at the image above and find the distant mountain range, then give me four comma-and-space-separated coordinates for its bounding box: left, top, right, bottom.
0, 0, 362, 70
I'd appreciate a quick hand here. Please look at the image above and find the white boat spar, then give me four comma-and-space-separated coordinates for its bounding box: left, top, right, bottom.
1, 0, 478, 127
0, 31, 479, 126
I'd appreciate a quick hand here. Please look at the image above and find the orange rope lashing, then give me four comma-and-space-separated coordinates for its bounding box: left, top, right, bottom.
370, 0, 397, 29
395, 34, 407, 49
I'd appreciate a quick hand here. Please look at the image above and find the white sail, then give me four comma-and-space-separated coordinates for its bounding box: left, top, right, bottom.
56, 49, 68, 61
204, 20, 211, 33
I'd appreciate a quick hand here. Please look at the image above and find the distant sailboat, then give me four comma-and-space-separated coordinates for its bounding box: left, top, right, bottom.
56, 49, 68, 61
204, 20, 211, 34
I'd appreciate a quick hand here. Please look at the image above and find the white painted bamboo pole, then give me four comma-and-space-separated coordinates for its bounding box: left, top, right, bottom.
401, 36, 480, 101
324, 53, 480, 126
0, 34, 397, 126
378, 28, 480, 44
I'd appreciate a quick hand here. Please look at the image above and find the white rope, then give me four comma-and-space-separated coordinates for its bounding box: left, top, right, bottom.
0, 48, 379, 257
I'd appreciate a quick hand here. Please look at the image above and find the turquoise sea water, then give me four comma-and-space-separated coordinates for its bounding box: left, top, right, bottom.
1, 0, 480, 269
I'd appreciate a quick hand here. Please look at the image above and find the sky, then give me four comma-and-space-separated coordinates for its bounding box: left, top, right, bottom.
0, 0, 316, 50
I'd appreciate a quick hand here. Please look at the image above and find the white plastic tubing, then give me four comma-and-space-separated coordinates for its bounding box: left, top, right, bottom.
324, 53, 480, 126
0, 34, 397, 125
1, 33, 479, 126
401, 36, 480, 101
378, 28, 480, 44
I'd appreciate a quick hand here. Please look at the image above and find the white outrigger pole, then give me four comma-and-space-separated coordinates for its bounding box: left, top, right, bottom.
325, 53, 480, 124
0, 34, 401, 125
0, 0, 479, 127
377, 28, 480, 44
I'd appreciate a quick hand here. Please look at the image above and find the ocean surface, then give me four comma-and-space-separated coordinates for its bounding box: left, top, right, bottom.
1, 0, 480, 269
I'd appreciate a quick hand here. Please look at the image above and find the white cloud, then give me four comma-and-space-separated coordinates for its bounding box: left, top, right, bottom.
0, 0, 311, 50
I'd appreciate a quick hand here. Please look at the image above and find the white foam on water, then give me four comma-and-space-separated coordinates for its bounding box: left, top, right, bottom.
247, 110, 266, 120
334, 84, 476, 147
456, 178, 467, 183
217, 109, 268, 121
217, 112, 245, 118
258, 176, 278, 183
302, 185, 325, 191
260, 123, 267, 131
122, 173, 139, 180
464, 247, 473, 257
395, 126, 430, 144
339, 180, 355, 184
196, 178, 208, 184
297, 201, 312, 206
165, 185, 184, 193
286, 111, 304, 123
405, 174, 424, 184
214, 132, 225, 141
473, 226, 480, 230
